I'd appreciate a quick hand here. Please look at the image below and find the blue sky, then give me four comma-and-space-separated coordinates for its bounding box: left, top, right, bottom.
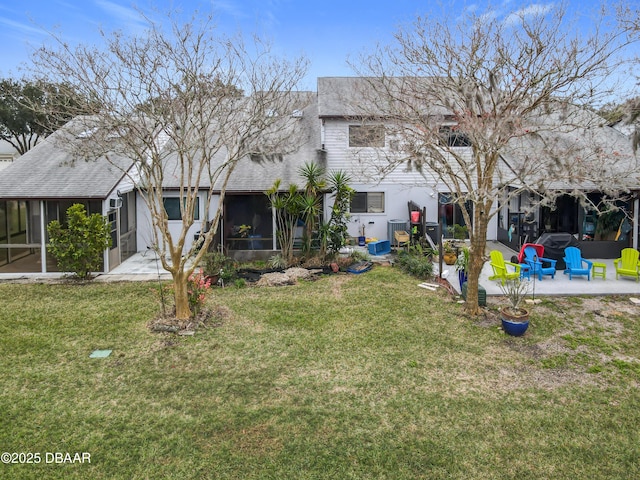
0, 0, 624, 90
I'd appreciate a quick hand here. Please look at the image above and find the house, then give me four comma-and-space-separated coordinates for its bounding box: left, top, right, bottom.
0, 77, 637, 275
0, 94, 320, 273
317, 77, 640, 258
317, 77, 492, 245
494, 106, 640, 258
136, 94, 322, 262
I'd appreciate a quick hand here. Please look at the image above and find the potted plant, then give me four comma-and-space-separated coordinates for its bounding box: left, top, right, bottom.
454, 245, 469, 288
499, 277, 531, 336
442, 240, 457, 265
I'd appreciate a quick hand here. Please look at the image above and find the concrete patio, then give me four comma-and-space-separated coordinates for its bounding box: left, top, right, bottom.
439, 241, 640, 297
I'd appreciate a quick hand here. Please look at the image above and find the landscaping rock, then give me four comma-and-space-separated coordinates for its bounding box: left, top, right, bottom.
255, 267, 317, 287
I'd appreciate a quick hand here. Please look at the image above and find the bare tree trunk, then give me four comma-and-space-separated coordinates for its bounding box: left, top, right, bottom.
173, 269, 191, 320
465, 207, 490, 316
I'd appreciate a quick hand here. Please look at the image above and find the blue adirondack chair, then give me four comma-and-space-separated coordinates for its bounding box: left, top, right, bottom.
522, 245, 557, 281
563, 246, 593, 280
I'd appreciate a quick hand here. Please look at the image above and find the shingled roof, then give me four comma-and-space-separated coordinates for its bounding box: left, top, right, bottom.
160, 92, 321, 192
0, 128, 133, 200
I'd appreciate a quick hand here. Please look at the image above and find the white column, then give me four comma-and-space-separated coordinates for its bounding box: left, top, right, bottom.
40, 200, 47, 273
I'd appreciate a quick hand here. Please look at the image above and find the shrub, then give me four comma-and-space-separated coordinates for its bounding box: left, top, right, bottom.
268, 254, 288, 270
201, 251, 233, 277
186, 269, 212, 315
349, 249, 370, 263
47, 203, 112, 279
396, 249, 434, 279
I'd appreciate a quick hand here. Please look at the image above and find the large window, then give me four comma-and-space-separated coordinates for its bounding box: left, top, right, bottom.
349, 125, 385, 147
351, 192, 385, 213
163, 197, 200, 221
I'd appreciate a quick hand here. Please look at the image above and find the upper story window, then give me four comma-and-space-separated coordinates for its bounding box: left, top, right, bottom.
439, 126, 471, 147
163, 197, 200, 221
351, 192, 385, 213
349, 125, 385, 148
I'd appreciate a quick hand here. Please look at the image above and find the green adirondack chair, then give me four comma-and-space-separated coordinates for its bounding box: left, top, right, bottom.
489, 250, 522, 285
614, 248, 640, 281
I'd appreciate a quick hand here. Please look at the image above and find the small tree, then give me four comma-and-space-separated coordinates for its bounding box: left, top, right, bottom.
47, 204, 112, 279
267, 167, 353, 263
298, 162, 327, 256
266, 180, 303, 264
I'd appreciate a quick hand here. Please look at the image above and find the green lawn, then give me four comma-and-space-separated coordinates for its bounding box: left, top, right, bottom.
1, 267, 640, 479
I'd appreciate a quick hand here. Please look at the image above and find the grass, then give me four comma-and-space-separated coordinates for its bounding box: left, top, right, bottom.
1, 267, 640, 479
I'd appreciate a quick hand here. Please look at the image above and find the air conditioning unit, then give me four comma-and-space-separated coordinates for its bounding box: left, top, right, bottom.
109, 198, 123, 209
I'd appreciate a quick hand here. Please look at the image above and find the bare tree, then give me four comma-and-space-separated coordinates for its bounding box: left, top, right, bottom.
611, 3, 640, 148
351, 3, 639, 314
29, 10, 309, 319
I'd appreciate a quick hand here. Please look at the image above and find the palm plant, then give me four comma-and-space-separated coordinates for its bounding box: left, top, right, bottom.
499, 277, 531, 315
298, 162, 327, 255
326, 170, 354, 254
266, 180, 302, 264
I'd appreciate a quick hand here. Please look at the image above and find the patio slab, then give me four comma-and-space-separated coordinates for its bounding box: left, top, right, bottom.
442, 242, 640, 297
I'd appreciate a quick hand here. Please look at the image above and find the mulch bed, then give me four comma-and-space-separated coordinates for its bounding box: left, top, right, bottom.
148, 305, 231, 334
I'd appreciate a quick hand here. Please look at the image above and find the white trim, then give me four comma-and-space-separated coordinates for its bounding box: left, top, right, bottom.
40, 200, 47, 273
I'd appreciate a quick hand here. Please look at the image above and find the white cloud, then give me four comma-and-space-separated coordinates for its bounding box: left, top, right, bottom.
210, 0, 247, 19
0, 16, 46, 37
504, 3, 555, 27
94, 0, 148, 32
